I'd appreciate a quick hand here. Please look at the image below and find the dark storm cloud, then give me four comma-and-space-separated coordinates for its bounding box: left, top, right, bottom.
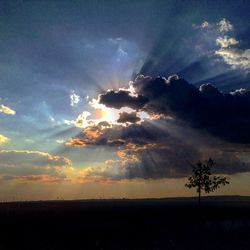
194, 69, 250, 93
124, 145, 250, 179
66, 120, 158, 147
117, 112, 141, 123
125, 143, 201, 179
98, 75, 250, 144
67, 118, 250, 179
71, 74, 250, 180
98, 90, 148, 110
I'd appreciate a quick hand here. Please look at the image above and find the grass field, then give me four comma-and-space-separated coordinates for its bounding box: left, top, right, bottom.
0, 196, 249, 249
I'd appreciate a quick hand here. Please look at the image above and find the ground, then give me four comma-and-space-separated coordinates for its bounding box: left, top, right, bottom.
0, 196, 249, 249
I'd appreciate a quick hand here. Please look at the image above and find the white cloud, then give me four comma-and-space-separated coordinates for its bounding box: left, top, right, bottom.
216, 36, 239, 48
217, 18, 233, 32
214, 27, 250, 71
192, 21, 211, 29
193, 18, 233, 33
230, 88, 247, 96
193, 18, 250, 72
215, 47, 250, 71
56, 139, 65, 144
64, 111, 91, 128
64, 119, 76, 126
0, 105, 16, 115
70, 91, 80, 107
201, 21, 210, 28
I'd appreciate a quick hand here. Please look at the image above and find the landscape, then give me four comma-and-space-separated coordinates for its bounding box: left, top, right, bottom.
0, 0, 250, 249
0, 196, 250, 249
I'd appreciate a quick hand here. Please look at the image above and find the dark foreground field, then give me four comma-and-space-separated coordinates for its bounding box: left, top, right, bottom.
0, 196, 250, 250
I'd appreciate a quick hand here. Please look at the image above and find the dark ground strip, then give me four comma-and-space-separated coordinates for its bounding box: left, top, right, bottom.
0, 196, 249, 250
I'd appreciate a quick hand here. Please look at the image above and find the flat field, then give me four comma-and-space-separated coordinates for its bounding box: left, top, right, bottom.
0, 196, 249, 249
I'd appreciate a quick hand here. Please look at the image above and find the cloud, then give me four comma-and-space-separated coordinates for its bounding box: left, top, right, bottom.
193, 18, 233, 33
216, 36, 239, 48
111, 143, 250, 179
64, 111, 91, 128
194, 18, 250, 72
214, 30, 250, 72
66, 121, 125, 147
0, 105, 16, 115
192, 21, 211, 29
230, 88, 247, 96
97, 89, 148, 110
56, 139, 65, 144
0, 150, 72, 182
97, 74, 250, 144
117, 112, 141, 124
64, 74, 250, 181
215, 46, 250, 71
70, 91, 80, 107
0, 134, 9, 145
73, 119, 250, 180
217, 18, 233, 32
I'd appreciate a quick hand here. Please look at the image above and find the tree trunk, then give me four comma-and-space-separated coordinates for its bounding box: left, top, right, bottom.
198, 189, 201, 207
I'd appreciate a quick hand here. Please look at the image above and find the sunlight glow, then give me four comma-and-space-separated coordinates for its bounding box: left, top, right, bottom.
100, 108, 119, 122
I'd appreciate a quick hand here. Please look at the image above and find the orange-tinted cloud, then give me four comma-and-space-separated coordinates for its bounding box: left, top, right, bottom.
0, 150, 72, 183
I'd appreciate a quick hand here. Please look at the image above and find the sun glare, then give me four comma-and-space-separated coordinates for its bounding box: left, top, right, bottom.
100, 108, 119, 122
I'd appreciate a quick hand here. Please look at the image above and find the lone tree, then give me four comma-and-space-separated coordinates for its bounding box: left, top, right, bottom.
185, 158, 229, 206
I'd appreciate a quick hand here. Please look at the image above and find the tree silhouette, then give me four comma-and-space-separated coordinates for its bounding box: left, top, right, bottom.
185, 158, 229, 206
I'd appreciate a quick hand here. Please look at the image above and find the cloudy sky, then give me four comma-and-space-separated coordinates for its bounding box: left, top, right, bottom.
0, 0, 250, 201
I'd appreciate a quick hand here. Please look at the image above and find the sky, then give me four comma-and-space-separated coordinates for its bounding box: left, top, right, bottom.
0, 0, 250, 201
